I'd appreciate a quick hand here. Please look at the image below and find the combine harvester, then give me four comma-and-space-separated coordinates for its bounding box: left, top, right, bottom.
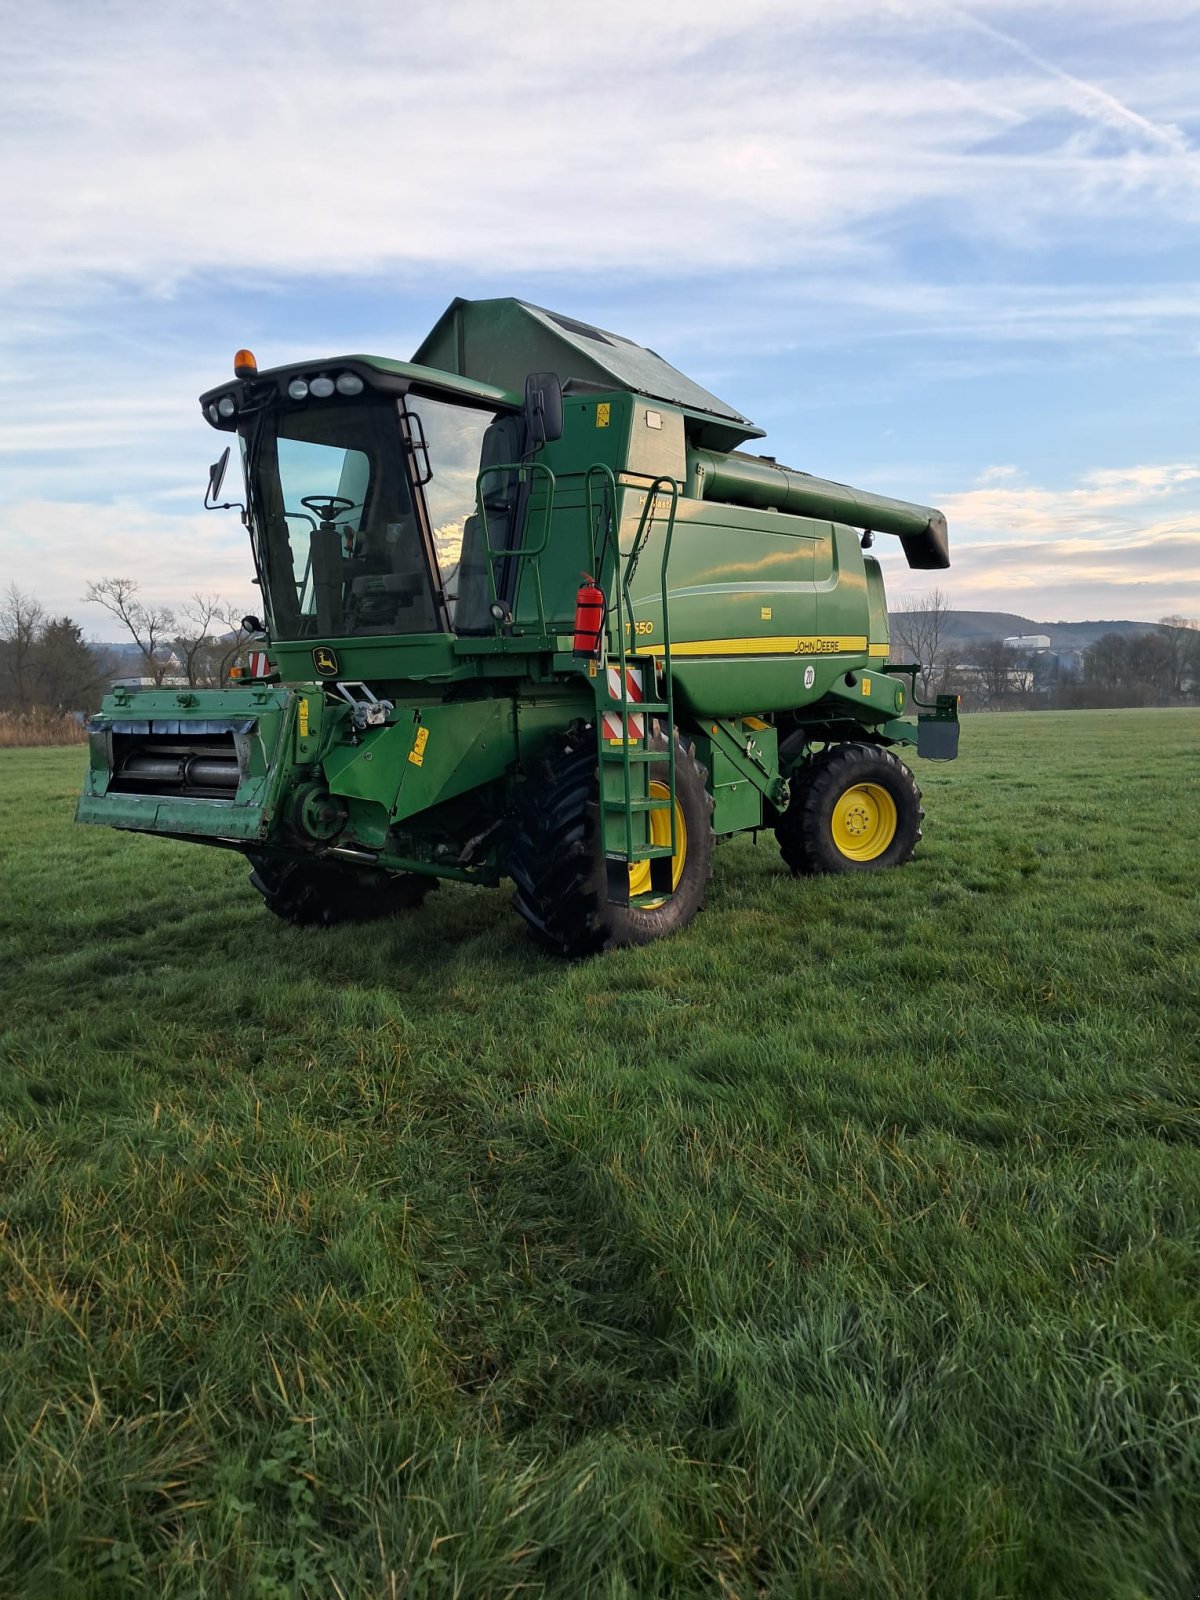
78, 299, 959, 955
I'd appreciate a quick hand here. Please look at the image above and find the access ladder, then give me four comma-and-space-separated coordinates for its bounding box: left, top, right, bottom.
586, 469, 680, 906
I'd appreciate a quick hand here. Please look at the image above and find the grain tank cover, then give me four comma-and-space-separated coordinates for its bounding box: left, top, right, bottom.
414, 297, 764, 451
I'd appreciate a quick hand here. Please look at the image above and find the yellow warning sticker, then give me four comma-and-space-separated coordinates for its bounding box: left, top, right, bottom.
760, 607, 772, 621
862, 678, 872, 695
297, 698, 309, 737
596, 403, 611, 428
408, 726, 429, 767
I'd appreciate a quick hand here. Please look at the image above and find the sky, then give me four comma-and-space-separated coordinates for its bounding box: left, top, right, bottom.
2, 0, 1198, 635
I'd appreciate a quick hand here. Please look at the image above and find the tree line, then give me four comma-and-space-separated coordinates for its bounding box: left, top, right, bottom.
7, 573, 1197, 720
0, 585, 114, 716
891, 590, 1200, 711
1077, 622, 1199, 704
0, 579, 256, 717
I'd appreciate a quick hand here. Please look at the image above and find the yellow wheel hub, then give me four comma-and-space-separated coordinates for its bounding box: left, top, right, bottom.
831, 782, 897, 862
628, 781, 687, 906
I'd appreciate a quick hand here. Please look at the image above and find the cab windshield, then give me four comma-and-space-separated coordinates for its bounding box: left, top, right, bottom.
243, 393, 504, 640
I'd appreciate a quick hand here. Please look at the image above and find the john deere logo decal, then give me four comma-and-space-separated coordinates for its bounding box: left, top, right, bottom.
312, 646, 339, 677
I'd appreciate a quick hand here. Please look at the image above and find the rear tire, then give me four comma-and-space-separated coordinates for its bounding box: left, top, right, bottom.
775, 742, 923, 875
510, 723, 714, 958
247, 854, 438, 927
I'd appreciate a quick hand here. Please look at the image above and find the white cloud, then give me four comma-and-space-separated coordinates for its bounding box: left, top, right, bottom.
0, 0, 1196, 290
945, 460, 1200, 536
885, 459, 1200, 618
3, 499, 257, 635
1081, 463, 1200, 492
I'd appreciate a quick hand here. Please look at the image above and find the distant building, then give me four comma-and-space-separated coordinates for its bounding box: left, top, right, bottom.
1050, 649, 1083, 680
1002, 634, 1051, 652
111, 675, 191, 689
110, 648, 186, 690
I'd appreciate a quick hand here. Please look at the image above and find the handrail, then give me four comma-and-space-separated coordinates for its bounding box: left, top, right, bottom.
627, 478, 680, 857
881, 661, 946, 711
584, 464, 618, 600
473, 461, 557, 637
647, 477, 680, 854
585, 466, 636, 861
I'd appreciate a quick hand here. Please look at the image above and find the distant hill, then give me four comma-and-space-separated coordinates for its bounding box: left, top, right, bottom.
888, 611, 1162, 652
98, 643, 153, 666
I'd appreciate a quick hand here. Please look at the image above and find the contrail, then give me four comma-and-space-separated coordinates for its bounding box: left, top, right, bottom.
918, 2, 1196, 160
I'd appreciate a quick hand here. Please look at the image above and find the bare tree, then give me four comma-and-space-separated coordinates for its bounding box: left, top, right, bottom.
1084, 632, 1129, 690
172, 593, 258, 687
1157, 616, 1200, 699
212, 602, 259, 685
172, 592, 225, 687
890, 586, 955, 698
974, 638, 1016, 707
0, 583, 46, 710
84, 578, 176, 686
1084, 629, 1179, 705
1127, 631, 1175, 696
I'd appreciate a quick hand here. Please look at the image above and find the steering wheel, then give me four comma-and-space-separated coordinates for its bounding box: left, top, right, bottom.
301, 495, 357, 524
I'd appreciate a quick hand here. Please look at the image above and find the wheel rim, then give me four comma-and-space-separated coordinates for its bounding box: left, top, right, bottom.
628, 781, 687, 907
831, 781, 897, 861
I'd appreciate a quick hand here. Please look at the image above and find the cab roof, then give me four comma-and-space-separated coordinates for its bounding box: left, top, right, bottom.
199, 356, 518, 414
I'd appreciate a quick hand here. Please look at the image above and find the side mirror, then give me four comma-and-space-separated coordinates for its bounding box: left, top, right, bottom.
524, 371, 563, 448
205, 446, 230, 508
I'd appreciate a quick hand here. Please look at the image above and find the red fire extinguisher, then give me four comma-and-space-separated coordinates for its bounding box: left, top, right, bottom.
573, 576, 605, 657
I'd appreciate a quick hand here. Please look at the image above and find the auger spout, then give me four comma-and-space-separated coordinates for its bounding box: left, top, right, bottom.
691, 449, 950, 570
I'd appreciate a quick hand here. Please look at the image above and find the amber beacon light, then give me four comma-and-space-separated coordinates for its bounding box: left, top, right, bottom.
233, 349, 258, 378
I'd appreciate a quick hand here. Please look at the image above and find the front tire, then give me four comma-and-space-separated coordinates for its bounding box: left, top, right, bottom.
510, 723, 714, 957
775, 742, 923, 875
246, 854, 438, 927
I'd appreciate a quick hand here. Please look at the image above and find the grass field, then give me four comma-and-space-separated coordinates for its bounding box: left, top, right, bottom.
2, 709, 1198, 1599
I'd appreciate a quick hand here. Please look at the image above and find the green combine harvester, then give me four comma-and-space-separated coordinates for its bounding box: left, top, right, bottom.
77, 298, 959, 955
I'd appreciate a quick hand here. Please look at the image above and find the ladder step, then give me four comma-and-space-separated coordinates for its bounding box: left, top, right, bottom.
610, 699, 668, 713
607, 844, 674, 862
629, 887, 671, 907
602, 796, 673, 813
598, 748, 670, 763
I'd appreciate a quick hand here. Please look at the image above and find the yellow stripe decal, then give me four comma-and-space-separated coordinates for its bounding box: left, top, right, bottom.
869, 643, 890, 658
641, 635, 869, 658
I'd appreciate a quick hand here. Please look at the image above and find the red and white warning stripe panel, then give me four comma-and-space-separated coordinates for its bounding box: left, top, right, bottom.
246, 651, 274, 678
602, 665, 644, 742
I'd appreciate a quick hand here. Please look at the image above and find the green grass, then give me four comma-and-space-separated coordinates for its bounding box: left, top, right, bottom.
1, 709, 1198, 1599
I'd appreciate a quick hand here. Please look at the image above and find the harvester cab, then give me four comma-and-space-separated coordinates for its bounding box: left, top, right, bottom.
78, 297, 960, 956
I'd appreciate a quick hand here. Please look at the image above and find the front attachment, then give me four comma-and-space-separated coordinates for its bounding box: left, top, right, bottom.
77, 686, 295, 844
